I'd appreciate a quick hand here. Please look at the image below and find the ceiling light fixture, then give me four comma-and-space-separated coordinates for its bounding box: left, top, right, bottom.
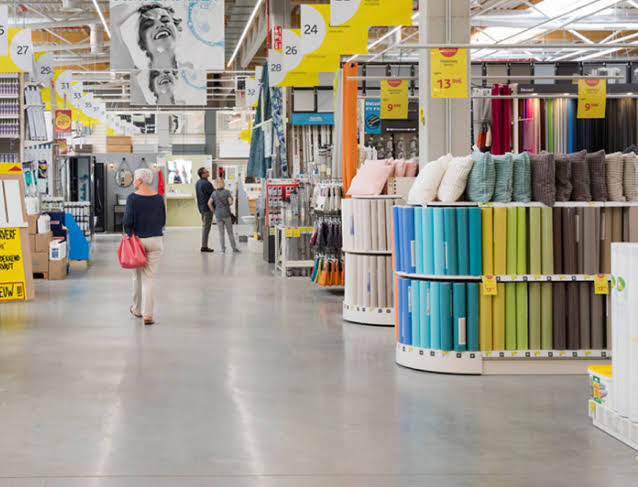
92, 0, 111, 38
227, 0, 266, 68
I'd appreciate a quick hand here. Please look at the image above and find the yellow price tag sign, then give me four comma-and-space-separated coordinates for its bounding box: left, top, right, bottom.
285, 228, 293, 238
0, 228, 27, 302
482, 275, 498, 295
293, 227, 301, 238
380, 80, 408, 119
577, 79, 606, 119
594, 274, 609, 295
430, 48, 468, 99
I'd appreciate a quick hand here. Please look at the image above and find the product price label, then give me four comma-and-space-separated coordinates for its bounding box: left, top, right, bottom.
292, 227, 301, 238
380, 80, 408, 119
577, 79, 606, 119
594, 274, 609, 295
482, 275, 498, 295
0, 227, 26, 302
285, 227, 293, 238
431, 48, 468, 99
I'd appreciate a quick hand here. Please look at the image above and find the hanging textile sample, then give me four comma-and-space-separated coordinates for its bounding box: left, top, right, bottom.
472, 87, 492, 151
247, 62, 272, 178
270, 86, 289, 177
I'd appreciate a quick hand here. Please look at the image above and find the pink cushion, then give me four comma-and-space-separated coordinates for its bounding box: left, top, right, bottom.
394, 159, 407, 177
347, 163, 394, 196
405, 159, 418, 177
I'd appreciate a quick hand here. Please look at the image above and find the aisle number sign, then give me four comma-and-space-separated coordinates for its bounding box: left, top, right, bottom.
0, 5, 8, 57
578, 79, 606, 119
0, 228, 26, 302
380, 80, 408, 119
0, 29, 35, 73
300, 4, 368, 57
430, 48, 468, 99
330, 0, 413, 28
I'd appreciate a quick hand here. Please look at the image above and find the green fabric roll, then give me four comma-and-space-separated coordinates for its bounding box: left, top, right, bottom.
529, 208, 542, 275
506, 207, 518, 275
541, 282, 553, 350
516, 282, 528, 350
505, 282, 517, 350
541, 207, 554, 275
528, 282, 542, 349
517, 207, 527, 274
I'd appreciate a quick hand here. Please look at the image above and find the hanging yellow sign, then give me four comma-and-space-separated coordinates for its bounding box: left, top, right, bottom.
594, 274, 609, 295
430, 48, 468, 99
578, 79, 606, 119
330, 0, 413, 28
0, 227, 27, 302
300, 4, 368, 57
380, 80, 408, 119
0, 28, 34, 73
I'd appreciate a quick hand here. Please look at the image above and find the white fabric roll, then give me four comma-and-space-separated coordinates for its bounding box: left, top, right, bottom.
385, 200, 393, 252
342, 199, 354, 250
370, 254, 379, 307
370, 198, 379, 250
363, 200, 373, 251
386, 255, 393, 307
377, 255, 386, 308
378, 200, 387, 251
345, 252, 356, 304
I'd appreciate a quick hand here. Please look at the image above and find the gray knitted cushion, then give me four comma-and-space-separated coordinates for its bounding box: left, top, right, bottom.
571, 151, 592, 201
529, 152, 555, 206
587, 150, 608, 201
555, 151, 586, 202
606, 152, 625, 201
624, 153, 638, 201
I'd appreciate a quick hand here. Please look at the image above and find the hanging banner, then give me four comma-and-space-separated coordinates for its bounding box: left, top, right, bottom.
0, 29, 35, 73
34, 52, 54, 84
0, 227, 27, 302
430, 48, 468, 99
268, 50, 286, 88
273, 25, 283, 50
245, 77, 260, 107
380, 80, 408, 119
54, 109, 73, 133
330, 0, 413, 28
578, 79, 606, 119
0, 5, 8, 57
282, 28, 338, 79
300, 4, 368, 57
56, 138, 68, 155
110, 0, 225, 71
364, 98, 381, 133
129, 68, 207, 105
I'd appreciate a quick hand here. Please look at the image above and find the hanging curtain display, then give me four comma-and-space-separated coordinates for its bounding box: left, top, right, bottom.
270, 86, 288, 177
247, 62, 272, 178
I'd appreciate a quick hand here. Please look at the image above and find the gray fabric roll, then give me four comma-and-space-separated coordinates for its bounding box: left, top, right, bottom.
579, 281, 591, 349
591, 290, 605, 350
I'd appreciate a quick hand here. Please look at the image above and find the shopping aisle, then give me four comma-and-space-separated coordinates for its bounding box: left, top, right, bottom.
0, 229, 635, 486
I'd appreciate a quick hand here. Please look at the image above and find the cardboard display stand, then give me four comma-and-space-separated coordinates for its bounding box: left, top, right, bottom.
0, 162, 34, 301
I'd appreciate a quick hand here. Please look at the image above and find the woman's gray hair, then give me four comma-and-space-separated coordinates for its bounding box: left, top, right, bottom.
134, 168, 153, 185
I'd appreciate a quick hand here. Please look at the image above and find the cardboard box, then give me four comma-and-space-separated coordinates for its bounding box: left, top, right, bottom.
29, 234, 36, 253
35, 231, 52, 253
107, 144, 131, 153
48, 258, 68, 280
26, 214, 39, 235
31, 252, 49, 274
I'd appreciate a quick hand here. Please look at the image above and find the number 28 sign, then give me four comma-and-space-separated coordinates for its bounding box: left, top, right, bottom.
431, 48, 468, 99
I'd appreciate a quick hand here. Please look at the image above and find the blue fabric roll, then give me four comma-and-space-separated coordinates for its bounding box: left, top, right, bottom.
433, 208, 446, 275
403, 207, 416, 274
467, 283, 480, 351
420, 281, 430, 348
430, 282, 441, 349
398, 278, 412, 345
444, 209, 458, 275
423, 208, 435, 275
411, 281, 420, 346
439, 282, 453, 351
468, 207, 483, 276
414, 208, 424, 274
392, 206, 402, 272
453, 283, 467, 351
456, 208, 469, 275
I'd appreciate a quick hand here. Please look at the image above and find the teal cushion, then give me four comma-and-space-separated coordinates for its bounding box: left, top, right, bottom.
509, 152, 532, 203
493, 153, 514, 202
466, 151, 495, 202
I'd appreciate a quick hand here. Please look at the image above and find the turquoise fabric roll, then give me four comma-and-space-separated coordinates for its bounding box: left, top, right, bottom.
456, 208, 470, 275
468, 207, 482, 276
433, 208, 446, 275
398, 278, 411, 345
400, 207, 416, 274
423, 208, 435, 275
453, 283, 467, 351
444, 208, 458, 275
430, 282, 441, 349
440, 282, 453, 351
414, 208, 424, 274
392, 206, 402, 272
421, 281, 430, 348
467, 283, 480, 351
411, 281, 420, 347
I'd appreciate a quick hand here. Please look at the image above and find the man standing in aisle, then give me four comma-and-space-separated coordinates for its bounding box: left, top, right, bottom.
196, 167, 215, 252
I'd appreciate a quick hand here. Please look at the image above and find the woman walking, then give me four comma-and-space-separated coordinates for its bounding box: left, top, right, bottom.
211, 178, 240, 253
123, 168, 166, 325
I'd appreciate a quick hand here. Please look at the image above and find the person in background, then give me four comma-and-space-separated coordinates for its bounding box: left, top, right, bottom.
123, 168, 166, 325
211, 178, 240, 253
195, 167, 215, 252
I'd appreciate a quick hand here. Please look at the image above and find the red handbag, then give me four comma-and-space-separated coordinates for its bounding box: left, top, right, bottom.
117, 233, 147, 269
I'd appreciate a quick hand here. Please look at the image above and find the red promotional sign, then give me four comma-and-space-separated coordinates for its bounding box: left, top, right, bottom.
54, 109, 72, 133
273, 26, 283, 50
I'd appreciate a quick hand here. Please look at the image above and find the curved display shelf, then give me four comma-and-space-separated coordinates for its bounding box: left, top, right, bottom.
396, 343, 610, 375
419, 201, 638, 208
352, 195, 404, 200
590, 401, 638, 452
343, 248, 392, 255
396, 272, 610, 282
343, 302, 395, 326
396, 271, 481, 281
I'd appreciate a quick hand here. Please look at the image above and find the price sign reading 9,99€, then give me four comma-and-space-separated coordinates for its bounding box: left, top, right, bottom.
380, 80, 408, 119
430, 48, 468, 99
578, 79, 606, 119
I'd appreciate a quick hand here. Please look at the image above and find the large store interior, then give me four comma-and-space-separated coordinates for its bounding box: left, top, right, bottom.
2, 0, 638, 484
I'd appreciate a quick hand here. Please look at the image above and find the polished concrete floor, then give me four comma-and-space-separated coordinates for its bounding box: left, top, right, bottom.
0, 228, 637, 486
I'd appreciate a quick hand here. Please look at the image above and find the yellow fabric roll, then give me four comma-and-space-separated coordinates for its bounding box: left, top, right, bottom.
479, 287, 493, 351
481, 208, 494, 275
494, 207, 507, 275
493, 282, 506, 350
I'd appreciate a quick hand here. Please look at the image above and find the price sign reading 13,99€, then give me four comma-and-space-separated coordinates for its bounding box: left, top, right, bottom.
430, 48, 468, 99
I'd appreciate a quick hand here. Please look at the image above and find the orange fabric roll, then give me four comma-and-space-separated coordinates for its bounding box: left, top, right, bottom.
342, 62, 359, 195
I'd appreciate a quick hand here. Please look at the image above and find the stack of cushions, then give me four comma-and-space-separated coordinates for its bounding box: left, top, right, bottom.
407, 154, 453, 204
348, 158, 418, 196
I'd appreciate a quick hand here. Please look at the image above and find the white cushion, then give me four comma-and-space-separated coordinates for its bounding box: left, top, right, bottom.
437, 155, 475, 202
407, 154, 453, 204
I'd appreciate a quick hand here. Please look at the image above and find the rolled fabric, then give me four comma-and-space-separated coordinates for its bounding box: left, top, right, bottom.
505, 282, 517, 350
456, 208, 470, 275
494, 208, 507, 275
562, 208, 578, 274
628, 206, 638, 242
398, 278, 411, 345
392, 206, 402, 272
378, 200, 387, 250
453, 283, 468, 351
345, 253, 356, 304
467, 283, 480, 351
479, 286, 493, 351
576, 208, 585, 273
370, 255, 379, 307
611, 207, 623, 243
566, 281, 580, 349
493, 283, 506, 350
541, 282, 553, 350
363, 199, 373, 250
444, 208, 459, 275
591, 289, 605, 350
529, 207, 542, 274
579, 281, 591, 349
541, 207, 554, 275
440, 282, 453, 351
601, 208, 612, 274
506, 207, 518, 275
468, 208, 483, 276
421, 281, 431, 348
370, 198, 379, 250
529, 282, 542, 349
423, 208, 435, 275
552, 207, 563, 274
482, 208, 494, 275
553, 282, 567, 350
433, 208, 446, 275
516, 282, 529, 350
364, 255, 373, 307
582, 207, 599, 274
414, 207, 424, 274
517, 207, 527, 274
357, 255, 365, 305
377, 254, 387, 307
402, 207, 416, 273
386, 200, 393, 252
430, 282, 441, 349
386, 255, 394, 308
412, 280, 421, 347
